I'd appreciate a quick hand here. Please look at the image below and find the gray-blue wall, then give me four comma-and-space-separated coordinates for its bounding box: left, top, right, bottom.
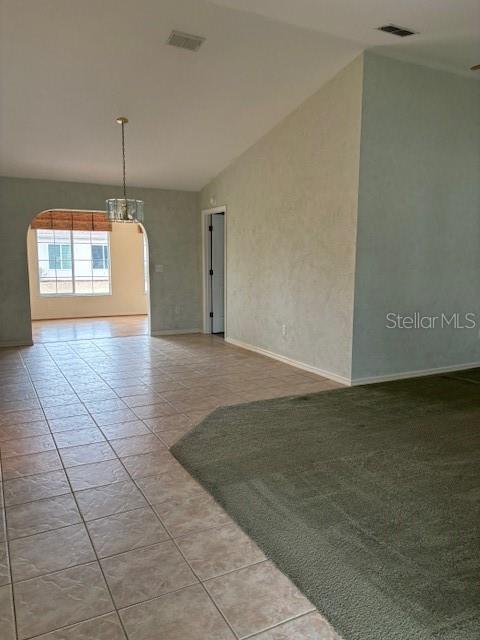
352, 53, 480, 381
0, 177, 201, 345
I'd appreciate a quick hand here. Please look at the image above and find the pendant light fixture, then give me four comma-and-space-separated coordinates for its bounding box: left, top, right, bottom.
106, 117, 144, 223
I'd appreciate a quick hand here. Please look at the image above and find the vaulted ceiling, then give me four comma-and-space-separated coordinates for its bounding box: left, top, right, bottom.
212, 0, 480, 75
1, 0, 478, 190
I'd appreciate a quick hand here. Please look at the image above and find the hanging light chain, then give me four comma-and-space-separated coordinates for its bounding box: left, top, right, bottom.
121, 119, 127, 202
107, 116, 144, 223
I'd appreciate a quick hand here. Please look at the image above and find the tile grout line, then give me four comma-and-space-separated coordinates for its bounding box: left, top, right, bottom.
70, 341, 245, 638
57, 337, 200, 456
2, 334, 329, 640
17, 349, 131, 640
113, 449, 241, 640
143, 496, 317, 640
91, 343, 322, 639
67, 338, 182, 408
4, 351, 43, 640
18, 338, 241, 638
242, 610, 320, 639
41, 338, 183, 446
0, 434, 20, 640
24, 612, 122, 640
11, 557, 110, 588
57, 335, 251, 415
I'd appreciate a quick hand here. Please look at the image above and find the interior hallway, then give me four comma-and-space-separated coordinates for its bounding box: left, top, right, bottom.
0, 333, 340, 640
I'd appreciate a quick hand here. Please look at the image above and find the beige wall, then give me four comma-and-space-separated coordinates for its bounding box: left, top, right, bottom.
27, 222, 148, 320
200, 56, 363, 381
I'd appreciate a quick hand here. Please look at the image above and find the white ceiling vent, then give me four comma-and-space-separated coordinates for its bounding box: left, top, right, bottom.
167, 30, 205, 52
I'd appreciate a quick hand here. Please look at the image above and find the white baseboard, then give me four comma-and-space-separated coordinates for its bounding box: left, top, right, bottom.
0, 339, 33, 348
151, 329, 201, 336
225, 337, 480, 387
225, 337, 351, 386
351, 361, 480, 385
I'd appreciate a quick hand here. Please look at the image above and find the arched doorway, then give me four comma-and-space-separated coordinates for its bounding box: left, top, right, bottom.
26, 209, 151, 342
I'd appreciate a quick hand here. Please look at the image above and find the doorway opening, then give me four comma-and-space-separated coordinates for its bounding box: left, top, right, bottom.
26, 209, 151, 342
202, 207, 226, 335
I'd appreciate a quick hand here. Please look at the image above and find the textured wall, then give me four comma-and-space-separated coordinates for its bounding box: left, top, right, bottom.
27, 223, 148, 320
201, 57, 363, 380
0, 177, 201, 345
352, 53, 480, 380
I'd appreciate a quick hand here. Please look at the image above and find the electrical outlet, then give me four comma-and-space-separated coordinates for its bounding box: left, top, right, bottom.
281, 323, 287, 337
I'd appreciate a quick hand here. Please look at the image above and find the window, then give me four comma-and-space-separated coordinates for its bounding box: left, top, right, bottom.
48, 244, 72, 270
37, 229, 111, 296
92, 245, 109, 270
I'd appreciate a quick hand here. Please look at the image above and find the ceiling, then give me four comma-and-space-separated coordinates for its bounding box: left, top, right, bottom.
1, 0, 478, 191
213, 0, 480, 76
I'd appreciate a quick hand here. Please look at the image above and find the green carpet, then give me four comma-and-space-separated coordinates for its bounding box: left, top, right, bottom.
172, 372, 480, 640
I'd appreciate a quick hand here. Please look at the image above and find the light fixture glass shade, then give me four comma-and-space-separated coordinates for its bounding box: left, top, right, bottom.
106, 198, 144, 223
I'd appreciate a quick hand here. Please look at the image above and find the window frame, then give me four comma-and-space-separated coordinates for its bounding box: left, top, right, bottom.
36, 229, 112, 297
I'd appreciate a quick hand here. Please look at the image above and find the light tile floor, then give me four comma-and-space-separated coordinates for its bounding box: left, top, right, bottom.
0, 332, 342, 639
32, 315, 148, 343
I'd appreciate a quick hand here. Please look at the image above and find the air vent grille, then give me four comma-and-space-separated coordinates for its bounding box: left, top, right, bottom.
378, 24, 416, 37
167, 30, 205, 52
